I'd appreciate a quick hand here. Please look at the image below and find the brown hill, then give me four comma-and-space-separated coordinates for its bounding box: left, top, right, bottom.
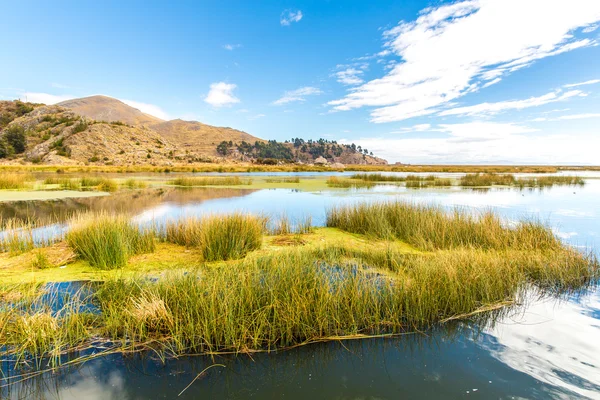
58, 95, 163, 127
151, 119, 262, 157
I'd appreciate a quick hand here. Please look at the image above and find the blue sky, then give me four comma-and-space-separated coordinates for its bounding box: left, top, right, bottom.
1, 0, 600, 164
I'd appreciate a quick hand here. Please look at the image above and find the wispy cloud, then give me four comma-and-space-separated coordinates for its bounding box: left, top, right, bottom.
280, 9, 303, 26
340, 122, 600, 164
223, 44, 242, 51
249, 113, 266, 120
564, 79, 600, 88
50, 82, 72, 89
272, 86, 322, 105
391, 123, 432, 133
120, 99, 170, 120
204, 82, 240, 107
20, 92, 75, 104
439, 90, 584, 117
556, 113, 600, 120
329, 0, 600, 123
333, 67, 366, 86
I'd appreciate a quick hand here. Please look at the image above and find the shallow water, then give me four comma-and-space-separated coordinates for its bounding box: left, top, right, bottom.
2, 173, 600, 399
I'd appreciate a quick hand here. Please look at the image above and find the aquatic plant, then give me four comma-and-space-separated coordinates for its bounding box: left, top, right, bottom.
122, 178, 149, 189
326, 201, 561, 251
326, 176, 375, 188
165, 213, 265, 261
169, 176, 251, 186
350, 173, 407, 182
66, 213, 155, 269
0, 173, 35, 189
460, 173, 516, 187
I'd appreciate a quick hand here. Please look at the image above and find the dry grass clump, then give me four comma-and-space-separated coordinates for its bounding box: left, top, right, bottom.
0, 173, 35, 189
327, 201, 561, 251
169, 176, 250, 186
66, 213, 155, 269
165, 213, 265, 261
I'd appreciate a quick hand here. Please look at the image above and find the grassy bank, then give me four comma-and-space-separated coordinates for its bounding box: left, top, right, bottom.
0, 205, 597, 366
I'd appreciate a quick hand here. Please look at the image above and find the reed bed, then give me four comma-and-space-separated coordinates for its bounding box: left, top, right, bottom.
516, 175, 585, 188
350, 173, 407, 182
168, 176, 251, 186
0, 173, 35, 189
1, 243, 596, 362
66, 213, 155, 269
326, 176, 375, 188
460, 173, 585, 188
165, 213, 265, 261
0, 219, 59, 255
122, 179, 149, 189
265, 177, 301, 183
269, 214, 314, 235
327, 201, 561, 251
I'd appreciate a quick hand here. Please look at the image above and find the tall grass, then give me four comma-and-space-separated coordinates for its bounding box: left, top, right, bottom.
327, 201, 561, 251
66, 213, 155, 269
165, 213, 265, 261
460, 173, 516, 186
0, 173, 34, 189
516, 175, 585, 188
326, 176, 375, 188
169, 176, 251, 186
265, 177, 301, 183
351, 173, 407, 182
122, 178, 149, 189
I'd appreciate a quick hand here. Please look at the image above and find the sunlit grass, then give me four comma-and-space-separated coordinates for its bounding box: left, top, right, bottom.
169, 176, 251, 186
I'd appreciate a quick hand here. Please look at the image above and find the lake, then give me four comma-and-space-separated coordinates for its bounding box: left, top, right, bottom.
1, 172, 599, 399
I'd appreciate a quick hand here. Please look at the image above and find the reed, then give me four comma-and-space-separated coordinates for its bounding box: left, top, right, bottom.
460, 173, 516, 187
265, 177, 301, 183
326, 201, 561, 251
66, 213, 155, 269
122, 178, 149, 189
169, 176, 250, 186
516, 175, 585, 188
0, 173, 34, 189
350, 173, 407, 182
326, 176, 375, 188
165, 213, 265, 261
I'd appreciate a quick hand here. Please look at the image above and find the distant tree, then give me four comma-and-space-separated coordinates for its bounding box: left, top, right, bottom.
216, 141, 231, 156
3, 125, 27, 154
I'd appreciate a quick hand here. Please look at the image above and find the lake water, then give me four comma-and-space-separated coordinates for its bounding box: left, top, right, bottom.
2, 172, 600, 399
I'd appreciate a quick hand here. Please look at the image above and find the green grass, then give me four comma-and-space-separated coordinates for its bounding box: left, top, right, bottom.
169, 176, 251, 186
327, 201, 561, 251
66, 213, 155, 269
350, 173, 407, 182
460, 173, 585, 188
165, 213, 265, 261
326, 176, 375, 188
265, 177, 300, 183
1, 241, 596, 362
122, 178, 149, 189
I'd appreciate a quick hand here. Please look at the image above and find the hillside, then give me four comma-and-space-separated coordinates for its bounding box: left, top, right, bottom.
57, 96, 163, 127
151, 119, 262, 158
0, 96, 387, 166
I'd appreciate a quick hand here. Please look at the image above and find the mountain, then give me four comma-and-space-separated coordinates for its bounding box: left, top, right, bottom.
151, 119, 262, 157
0, 96, 387, 166
57, 96, 163, 126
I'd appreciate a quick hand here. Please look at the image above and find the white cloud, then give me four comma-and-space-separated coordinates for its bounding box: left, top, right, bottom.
329, 0, 600, 123
120, 99, 170, 120
343, 122, 600, 164
272, 86, 322, 105
564, 79, 600, 87
583, 24, 599, 33
334, 68, 365, 86
556, 113, 600, 120
280, 10, 303, 26
249, 113, 266, 120
204, 82, 240, 107
20, 92, 75, 104
392, 123, 432, 133
223, 44, 242, 51
439, 90, 584, 117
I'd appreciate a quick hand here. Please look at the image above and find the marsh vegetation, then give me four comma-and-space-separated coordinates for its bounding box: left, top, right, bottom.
0, 201, 597, 368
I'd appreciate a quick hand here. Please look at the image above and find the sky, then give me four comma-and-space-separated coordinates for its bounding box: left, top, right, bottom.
1, 0, 600, 164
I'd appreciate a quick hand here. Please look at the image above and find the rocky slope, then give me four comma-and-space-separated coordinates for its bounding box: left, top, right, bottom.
0, 96, 388, 166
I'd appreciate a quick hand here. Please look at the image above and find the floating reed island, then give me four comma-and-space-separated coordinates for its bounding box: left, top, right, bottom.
0, 202, 598, 368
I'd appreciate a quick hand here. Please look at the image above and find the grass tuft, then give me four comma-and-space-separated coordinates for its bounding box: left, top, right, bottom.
66, 213, 155, 269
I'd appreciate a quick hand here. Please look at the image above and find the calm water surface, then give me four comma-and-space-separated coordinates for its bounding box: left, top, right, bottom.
2, 172, 600, 399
